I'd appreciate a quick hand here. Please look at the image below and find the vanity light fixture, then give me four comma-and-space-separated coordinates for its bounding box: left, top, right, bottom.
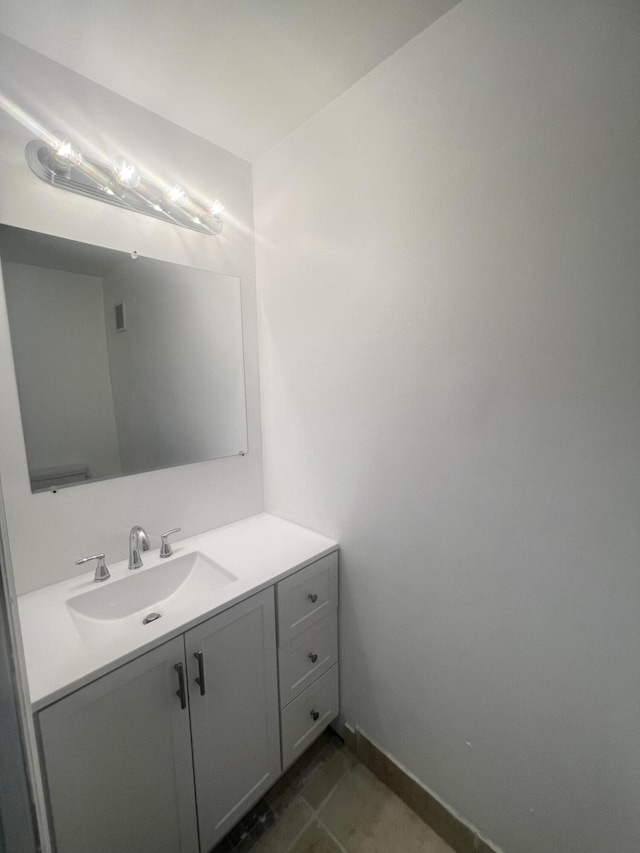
25, 136, 224, 236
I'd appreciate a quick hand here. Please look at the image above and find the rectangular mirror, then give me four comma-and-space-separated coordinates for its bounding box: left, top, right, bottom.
0, 226, 248, 492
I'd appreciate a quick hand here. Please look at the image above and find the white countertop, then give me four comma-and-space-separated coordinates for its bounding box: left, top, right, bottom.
18, 513, 338, 711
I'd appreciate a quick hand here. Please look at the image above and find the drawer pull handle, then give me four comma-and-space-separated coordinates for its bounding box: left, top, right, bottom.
194, 651, 206, 696
174, 663, 187, 710
308, 652, 318, 664
310, 709, 320, 722
308, 593, 318, 604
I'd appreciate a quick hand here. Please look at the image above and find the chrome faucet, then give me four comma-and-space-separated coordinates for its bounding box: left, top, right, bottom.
76, 553, 110, 583
128, 525, 150, 570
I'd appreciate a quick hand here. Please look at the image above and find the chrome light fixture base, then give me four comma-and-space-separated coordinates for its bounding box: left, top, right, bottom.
25, 140, 223, 236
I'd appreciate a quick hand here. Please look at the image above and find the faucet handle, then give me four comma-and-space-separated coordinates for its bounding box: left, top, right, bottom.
160, 528, 181, 559
76, 553, 110, 583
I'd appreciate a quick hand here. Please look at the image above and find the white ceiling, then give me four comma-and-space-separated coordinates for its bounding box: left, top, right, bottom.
0, 0, 460, 162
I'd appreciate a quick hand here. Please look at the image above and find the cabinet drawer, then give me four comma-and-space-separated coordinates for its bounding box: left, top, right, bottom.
280, 664, 339, 769
278, 612, 338, 708
277, 552, 338, 644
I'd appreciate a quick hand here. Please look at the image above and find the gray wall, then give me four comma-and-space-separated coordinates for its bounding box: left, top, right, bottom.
3, 262, 121, 480
103, 259, 246, 473
0, 34, 263, 594
254, 1, 640, 851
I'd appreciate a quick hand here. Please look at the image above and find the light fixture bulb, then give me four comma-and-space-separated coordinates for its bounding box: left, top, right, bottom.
112, 156, 141, 189
208, 200, 224, 216
164, 184, 189, 208
52, 138, 83, 166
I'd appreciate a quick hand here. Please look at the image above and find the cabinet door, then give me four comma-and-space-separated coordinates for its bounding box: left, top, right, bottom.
38, 637, 198, 853
186, 588, 281, 850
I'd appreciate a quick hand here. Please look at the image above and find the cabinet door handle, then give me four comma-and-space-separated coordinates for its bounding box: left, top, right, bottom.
308, 652, 318, 664
308, 593, 318, 604
194, 651, 206, 696
174, 663, 187, 710
310, 709, 320, 722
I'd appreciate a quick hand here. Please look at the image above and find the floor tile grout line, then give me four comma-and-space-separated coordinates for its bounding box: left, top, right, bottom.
300, 757, 356, 815
223, 733, 358, 852
281, 811, 318, 853
315, 815, 351, 853
304, 753, 355, 853
228, 736, 458, 853
285, 751, 354, 853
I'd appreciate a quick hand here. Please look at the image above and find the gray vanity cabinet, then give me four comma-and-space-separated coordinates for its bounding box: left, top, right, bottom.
38, 636, 199, 853
38, 588, 281, 853
186, 587, 281, 850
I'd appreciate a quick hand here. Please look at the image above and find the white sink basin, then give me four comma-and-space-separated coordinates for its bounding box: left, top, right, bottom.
67, 551, 237, 624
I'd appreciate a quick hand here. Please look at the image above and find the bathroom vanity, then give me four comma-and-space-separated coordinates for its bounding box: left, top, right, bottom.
18, 514, 339, 853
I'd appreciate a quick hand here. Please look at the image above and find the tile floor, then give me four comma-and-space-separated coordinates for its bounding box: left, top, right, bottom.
212, 731, 455, 853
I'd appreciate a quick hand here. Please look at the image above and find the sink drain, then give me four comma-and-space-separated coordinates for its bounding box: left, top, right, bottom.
142, 612, 162, 624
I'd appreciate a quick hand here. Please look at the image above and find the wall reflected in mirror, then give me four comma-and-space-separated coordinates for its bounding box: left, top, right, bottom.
0, 226, 248, 492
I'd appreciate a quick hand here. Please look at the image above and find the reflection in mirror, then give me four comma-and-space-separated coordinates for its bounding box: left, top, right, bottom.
0, 226, 248, 492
